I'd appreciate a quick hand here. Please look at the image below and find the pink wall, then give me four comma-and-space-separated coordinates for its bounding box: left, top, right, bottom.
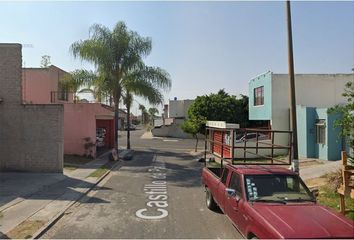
63, 103, 114, 157
22, 65, 74, 104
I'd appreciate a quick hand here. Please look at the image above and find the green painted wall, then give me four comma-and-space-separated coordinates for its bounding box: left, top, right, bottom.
249, 71, 272, 120
296, 106, 342, 160
297, 106, 316, 158
327, 111, 342, 160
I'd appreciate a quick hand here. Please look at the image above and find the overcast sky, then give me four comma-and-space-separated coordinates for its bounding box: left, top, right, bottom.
1, 1, 353, 115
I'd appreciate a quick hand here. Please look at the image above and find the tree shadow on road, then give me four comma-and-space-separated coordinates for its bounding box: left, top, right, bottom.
125, 149, 204, 188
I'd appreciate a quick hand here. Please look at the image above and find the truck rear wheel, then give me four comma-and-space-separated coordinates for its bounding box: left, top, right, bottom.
205, 187, 218, 211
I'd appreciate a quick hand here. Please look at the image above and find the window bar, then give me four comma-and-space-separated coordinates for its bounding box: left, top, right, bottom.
231, 129, 235, 165
221, 130, 224, 167
256, 130, 259, 155
243, 129, 247, 162
271, 131, 275, 164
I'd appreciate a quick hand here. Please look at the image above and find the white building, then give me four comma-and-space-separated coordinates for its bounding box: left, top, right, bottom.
168, 99, 194, 119
152, 98, 195, 138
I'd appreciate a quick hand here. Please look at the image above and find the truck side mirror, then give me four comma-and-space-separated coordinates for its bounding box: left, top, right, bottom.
225, 188, 236, 197
311, 188, 319, 198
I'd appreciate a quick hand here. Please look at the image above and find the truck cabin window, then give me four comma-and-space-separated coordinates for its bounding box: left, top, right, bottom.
221, 168, 229, 185
229, 172, 243, 197
244, 175, 314, 203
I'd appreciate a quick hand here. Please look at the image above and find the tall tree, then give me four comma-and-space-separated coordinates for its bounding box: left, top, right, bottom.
60, 69, 96, 102
188, 89, 249, 127
329, 81, 354, 164
78, 73, 112, 104
148, 107, 159, 126
123, 91, 133, 149
186, 89, 267, 137
181, 116, 206, 152
139, 104, 146, 124
71, 21, 171, 149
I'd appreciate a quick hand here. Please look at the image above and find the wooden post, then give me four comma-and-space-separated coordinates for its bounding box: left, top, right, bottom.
342, 151, 347, 165
339, 195, 346, 214
342, 151, 347, 187
337, 151, 354, 215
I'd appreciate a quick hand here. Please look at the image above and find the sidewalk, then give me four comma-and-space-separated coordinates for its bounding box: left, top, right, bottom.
299, 159, 341, 180
0, 150, 131, 239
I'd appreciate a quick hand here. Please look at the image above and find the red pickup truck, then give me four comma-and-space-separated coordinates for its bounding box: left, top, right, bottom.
202, 164, 354, 239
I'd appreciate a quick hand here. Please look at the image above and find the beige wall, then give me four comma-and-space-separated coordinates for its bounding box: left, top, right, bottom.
0, 44, 64, 172
168, 99, 194, 118
271, 73, 353, 132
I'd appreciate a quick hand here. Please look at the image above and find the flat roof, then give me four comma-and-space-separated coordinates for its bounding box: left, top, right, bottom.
206, 121, 240, 129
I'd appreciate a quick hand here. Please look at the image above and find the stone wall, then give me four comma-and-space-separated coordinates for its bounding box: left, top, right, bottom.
0, 44, 64, 172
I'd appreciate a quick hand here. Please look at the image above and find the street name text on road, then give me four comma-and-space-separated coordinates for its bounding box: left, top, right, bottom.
136, 156, 169, 220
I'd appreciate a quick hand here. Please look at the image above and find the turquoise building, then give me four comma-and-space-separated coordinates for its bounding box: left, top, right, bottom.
248, 71, 351, 161
296, 106, 342, 160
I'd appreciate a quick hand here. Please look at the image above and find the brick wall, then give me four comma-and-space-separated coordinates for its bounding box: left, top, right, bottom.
0, 44, 64, 172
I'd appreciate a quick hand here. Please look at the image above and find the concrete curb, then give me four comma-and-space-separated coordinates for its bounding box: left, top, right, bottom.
31, 160, 122, 239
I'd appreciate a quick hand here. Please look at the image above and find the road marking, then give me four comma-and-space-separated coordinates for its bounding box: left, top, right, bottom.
136, 155, 169, 220
162, 139, 179, 142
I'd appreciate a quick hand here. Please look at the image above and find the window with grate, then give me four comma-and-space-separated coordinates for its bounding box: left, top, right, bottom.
254, 86, 264, 106
316, 119, 326, 144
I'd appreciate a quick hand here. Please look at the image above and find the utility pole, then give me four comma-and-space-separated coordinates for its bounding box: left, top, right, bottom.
286, 0, 299, 173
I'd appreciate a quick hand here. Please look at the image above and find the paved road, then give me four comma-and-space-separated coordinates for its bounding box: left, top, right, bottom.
43, 129, 242, 239
118, 128, 204, 152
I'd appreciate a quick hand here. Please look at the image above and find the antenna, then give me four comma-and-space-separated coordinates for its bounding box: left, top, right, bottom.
22, 44, 34, 48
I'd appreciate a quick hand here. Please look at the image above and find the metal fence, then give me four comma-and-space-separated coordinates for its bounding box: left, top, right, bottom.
204, 127, 293, 167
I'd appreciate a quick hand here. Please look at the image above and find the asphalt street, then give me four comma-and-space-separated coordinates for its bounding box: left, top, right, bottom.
43, 128, 242, 239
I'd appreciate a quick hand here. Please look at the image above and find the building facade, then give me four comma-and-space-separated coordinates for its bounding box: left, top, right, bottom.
22, 66, 74, 104
248, 71, 353, 160
0, 44, 64, 172
168, 99, 194, 119
152, 99, 195, 138
22, 65, 115, 157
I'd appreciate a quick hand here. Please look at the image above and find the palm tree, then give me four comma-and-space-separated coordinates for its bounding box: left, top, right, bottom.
123, 91, 133, 149
138, 104, 146, 124
59, 69, 95, 102
71, 21, 171, 149
148, 107, 159, 126
77, 73, 112, 105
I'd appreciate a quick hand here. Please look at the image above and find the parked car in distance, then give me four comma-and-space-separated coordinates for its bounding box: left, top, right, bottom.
202, 164, 354, 239
235, 132, 268, 143
124, 124, 137, 130
96, 127, 106, 147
